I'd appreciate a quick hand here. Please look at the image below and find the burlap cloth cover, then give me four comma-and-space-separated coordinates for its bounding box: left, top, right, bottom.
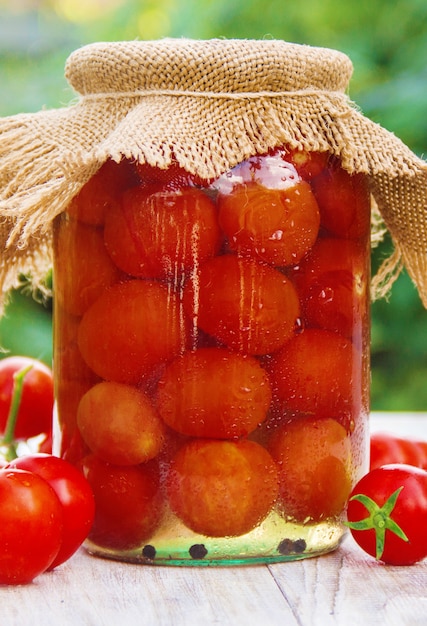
0, 38, 427, 312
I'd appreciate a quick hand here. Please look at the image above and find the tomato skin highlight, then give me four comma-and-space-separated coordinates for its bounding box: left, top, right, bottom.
0, 468, 63, 584
0, 356, 54, 440
7, 454, 95, 570
370, 432, 427, 471
346, 464, 427, 565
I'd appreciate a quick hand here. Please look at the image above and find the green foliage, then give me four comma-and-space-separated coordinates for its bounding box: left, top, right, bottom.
0, 0, 426, 409
0, 289, 53, 367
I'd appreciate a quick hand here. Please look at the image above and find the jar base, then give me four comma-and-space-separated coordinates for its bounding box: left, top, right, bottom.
84, 510, 346, 566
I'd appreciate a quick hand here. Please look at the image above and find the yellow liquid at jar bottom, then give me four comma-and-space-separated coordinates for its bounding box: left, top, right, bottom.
84, 507, 346, 566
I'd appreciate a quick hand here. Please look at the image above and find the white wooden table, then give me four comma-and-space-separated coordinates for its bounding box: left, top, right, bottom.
2, 413, 426, 626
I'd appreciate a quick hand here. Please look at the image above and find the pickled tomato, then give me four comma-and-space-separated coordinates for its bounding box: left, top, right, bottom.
104, 186, 222, 279
77, 280, 187, 385
183, 254, 301, 355
157, 347, 272, 438
54, 147, 369, 557
269, 416, 352, 522
167, 439, 279, 537
77, 381, 165, 465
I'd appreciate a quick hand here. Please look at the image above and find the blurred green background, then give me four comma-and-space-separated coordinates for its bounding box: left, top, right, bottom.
0, 0, 426, 410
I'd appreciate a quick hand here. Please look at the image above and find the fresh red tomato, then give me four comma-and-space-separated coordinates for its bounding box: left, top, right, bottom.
157, 347, 272, 438
82, 455, 163, 550
167, 438, 278, 537
182, 254, 301, 355
370, 432, 427, 471
7, 453, 95, 569
0, 468, 63, 584
0, 356, 54, 440
268, 416, 352, 522
346, 464, 427, 565
77, 381, 165, 465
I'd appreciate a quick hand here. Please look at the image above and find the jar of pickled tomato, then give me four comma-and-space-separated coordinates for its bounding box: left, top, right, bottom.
53, 144, 371, 565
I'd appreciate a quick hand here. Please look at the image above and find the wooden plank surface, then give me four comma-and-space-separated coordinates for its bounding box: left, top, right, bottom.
1, 413, 426, 626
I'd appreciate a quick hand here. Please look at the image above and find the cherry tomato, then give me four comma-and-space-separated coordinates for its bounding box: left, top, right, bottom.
346, 464, 427, 565
7, 453, 95, 569
218, 180, 320, 266
311, 164, 370, 240
104, 185, 221, 280
0, 356, 54, 440
0, 468, 63, 584
136, 162, 208, 190
269, 416, 352, 522
77, 279, 187, 385
66, 158, 138, 226
291, 238, 369, 341
267, 329, 361, 428
167, 438, 278, 537
77, 381, 165, 465
157, 347, 272, 439
55, 379, 96, 457
83, 455, 163, 550
286, 149, 330, 180
292, 237, 367, 286
53, 217, 121, 316
183, 254, 301, 355
370, 432, 427, 471
54, 305, 101, 385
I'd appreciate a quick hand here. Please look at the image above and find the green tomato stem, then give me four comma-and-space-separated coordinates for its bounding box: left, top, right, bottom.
345, 486, 409, 560
1, 364, 33, 461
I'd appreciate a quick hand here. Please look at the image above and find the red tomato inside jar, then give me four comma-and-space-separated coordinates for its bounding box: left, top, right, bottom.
53, 147, 371, 564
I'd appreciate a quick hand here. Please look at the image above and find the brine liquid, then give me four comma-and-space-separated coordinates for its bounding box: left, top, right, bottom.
53, 148, 370, 564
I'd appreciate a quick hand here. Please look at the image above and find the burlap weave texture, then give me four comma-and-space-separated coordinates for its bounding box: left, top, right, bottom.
0, 38, 426, 308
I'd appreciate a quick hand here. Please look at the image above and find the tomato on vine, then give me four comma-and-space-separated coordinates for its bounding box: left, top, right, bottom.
0, 356, 54, 442
0, 356, 95, 584
346, 464, 427, 565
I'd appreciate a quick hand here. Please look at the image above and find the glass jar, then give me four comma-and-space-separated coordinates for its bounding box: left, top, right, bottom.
52, 145, 370, 565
